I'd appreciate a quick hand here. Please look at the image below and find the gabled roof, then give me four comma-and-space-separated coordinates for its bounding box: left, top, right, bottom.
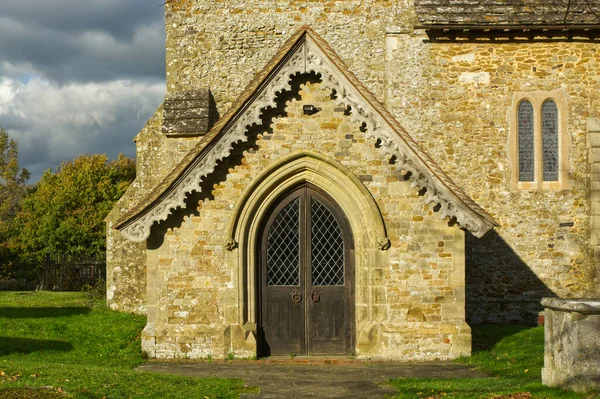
114, 26, 498, 243
415, 0, 600, 30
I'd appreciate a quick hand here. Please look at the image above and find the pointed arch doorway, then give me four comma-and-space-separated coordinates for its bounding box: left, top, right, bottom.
258, 184, 355, 356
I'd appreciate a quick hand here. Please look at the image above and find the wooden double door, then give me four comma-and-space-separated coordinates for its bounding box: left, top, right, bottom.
259, 185, 354, 356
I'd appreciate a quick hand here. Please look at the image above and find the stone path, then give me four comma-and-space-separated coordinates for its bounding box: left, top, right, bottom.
137, 358, 488, 398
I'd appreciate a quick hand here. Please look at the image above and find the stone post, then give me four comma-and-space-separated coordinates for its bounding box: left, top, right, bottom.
541, 298, 600, 391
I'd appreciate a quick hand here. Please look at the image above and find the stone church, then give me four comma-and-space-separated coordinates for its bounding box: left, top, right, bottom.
106, 1, 600, 360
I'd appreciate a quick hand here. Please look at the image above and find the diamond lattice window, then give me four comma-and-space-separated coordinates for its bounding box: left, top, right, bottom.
266, 198, 300, 286
311, 198, 344, 286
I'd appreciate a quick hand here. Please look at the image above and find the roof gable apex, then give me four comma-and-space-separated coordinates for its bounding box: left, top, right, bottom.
115, 26, 498, 242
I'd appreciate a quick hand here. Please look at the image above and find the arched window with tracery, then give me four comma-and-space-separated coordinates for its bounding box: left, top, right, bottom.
542, 99, 559, 182
518, 100, 535, 182
511, 90, 569, 190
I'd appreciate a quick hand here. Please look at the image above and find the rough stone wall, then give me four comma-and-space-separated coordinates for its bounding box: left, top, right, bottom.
386, 37, 599, 322
159, 0, 600, 324
106, 107, 204, 313
142, 83, 469, 359
111, 0, 600, 322
164, 0, 416, 112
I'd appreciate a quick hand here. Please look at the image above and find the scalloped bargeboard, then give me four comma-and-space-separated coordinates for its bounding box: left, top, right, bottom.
114, 26, 498, 243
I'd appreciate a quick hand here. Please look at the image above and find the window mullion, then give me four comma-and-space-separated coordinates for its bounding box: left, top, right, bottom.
534, 102, 544, 185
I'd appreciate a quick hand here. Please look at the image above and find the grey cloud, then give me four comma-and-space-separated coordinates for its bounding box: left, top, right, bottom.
1, 78, 165, 181
0, 1, 168, 182
0, 1, 166, 84
1, 0, 163, 41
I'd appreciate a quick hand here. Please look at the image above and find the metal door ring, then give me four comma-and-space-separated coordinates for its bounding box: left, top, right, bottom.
311, 290, 320, 303
290, 289, 302, 303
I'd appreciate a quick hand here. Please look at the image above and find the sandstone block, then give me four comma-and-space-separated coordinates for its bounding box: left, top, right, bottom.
587, 118, 600, 133
587, 132, 600, 148
589, 148, 600, 164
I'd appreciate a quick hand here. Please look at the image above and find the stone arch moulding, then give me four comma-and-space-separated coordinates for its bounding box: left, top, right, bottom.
226, 150, 389, 327
114, 26, 497, 243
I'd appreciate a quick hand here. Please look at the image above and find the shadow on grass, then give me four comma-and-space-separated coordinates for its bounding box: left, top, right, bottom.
0, 337, 73, 355
470, 324, 532, 353
0, 307, 91, 318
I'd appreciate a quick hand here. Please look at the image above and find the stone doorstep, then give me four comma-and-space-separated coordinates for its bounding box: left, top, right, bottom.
146, 356, 460, 365
146, 357, 364, 365
252, 356, 364, 365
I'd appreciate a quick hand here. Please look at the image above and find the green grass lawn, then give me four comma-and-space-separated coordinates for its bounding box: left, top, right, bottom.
1, 292, 598, 399
388, 325, 600, 399
0, 292, 254, 399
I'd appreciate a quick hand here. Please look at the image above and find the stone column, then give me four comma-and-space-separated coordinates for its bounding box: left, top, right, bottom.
587, 118, 600, 297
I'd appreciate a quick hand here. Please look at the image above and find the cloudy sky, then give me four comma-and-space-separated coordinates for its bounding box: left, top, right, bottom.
0, 1, 167, 182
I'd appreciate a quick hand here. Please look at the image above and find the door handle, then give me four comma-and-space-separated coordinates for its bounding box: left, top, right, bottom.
310, 289, 320, 303
290, 289, 302, 303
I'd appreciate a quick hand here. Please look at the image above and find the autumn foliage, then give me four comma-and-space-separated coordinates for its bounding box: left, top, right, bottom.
0, 126, 135, 282
13, 154, 135, 261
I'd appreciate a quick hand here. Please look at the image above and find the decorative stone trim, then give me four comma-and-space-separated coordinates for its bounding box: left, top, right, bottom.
222, 151, 391, 327
304, 41, 494, 237
225, 151, 389, 249
225, 238, 237, 251
377, 238, 391, 251
117, 30, 496, 243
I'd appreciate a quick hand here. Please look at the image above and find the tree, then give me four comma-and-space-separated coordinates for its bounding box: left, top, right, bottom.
0, 127, 30, 279
0, 127, 30, 226
13, 154, 135, 264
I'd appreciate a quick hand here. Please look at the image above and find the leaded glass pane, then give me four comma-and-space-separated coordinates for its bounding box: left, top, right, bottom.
518, 100, 535, 182
311, 198, 344, 286
542, 100, 559, 181
266, 198, 300, 286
